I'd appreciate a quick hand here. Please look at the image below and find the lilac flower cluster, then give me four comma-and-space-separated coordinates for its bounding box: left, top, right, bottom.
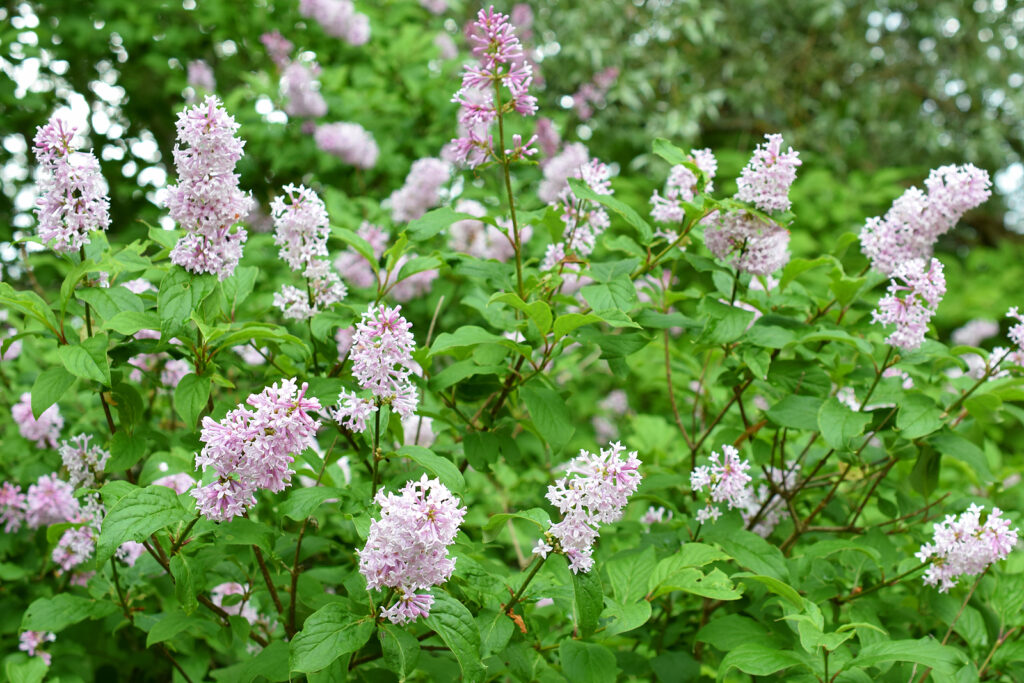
165, 96, 254, 280
704, 212, 791, 276
690, 445, 753, 523
19, 631, 55, 666
534, 442, 642, 573
951, 318, 1000, 348
735, 134, 803, 213
448, 199, 529, 262
32, 115, 110, 253
11, 392, 63, 449
739, 463, 799, 538
916, 503, 1018, 592
186, 60, 216, 94
872, 257, 946, 350
449, 7, 537, 168
299, 0, 370, 45
649, 148, 718, 238
59, 434, 110, 489
571, 67, 619, 121
333, 223, 438, 301
359, 475, 467, 624
261, 30, 293, 68
389, 158, 451, 222
191, 379, 322, 522
641, 506, 673, 526
542, 155, 613, 268
281, 62, 328, 120
211, 582, 261, 625
860, 164, 991, 275
314, 122, 378, 169
332, 305, 419, 431
270, 185, 346, 320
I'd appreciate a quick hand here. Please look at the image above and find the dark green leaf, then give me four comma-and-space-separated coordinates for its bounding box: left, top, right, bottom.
174, 373, 210, 429
559, 640, 619, 683
520, 385, 575, 452
21, 594, 118, 632
30, 366, 76, 419
423, 590, 485, 682
396, 445, 465, 493
290, 604, 374, 674
58, 333, 111, 386
96, 484, 188, 563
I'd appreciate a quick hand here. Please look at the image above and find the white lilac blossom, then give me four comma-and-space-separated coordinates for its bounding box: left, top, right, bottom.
165, 96, 254, 280
872, 258, 946, 350
22, 474, 79, 528
735, 133, 802, 213
12, 393, 63, 449
402, 415, 436, 448
649, 148, 718, 236
298, 0, 370, 45
739, 464, 799, 538
389, 158, 450, 223
191, 379, 322, 522
19, 631, 55, 666
359, 475, 466, 624
121, 277, 155, 294
534, 442, 642, 573
450, 7, 537, 168
951, 319, 1000, 348
860, 164, 991, 275
59, 434, 110, 489
704, 212, 790, 276
52, 526, 96, 573
314, 122, 378, 169
32, 116, 111, 253
690, 445, 753, 523
641, 506, 673, 526
281, 62, 328, 120
335, 327, 355, 358
916, 503, 1018, 592
116, 541, 147, 566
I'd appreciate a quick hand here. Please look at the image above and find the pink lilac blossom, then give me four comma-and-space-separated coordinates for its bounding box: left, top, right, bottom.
121, 277, 155, 294
389, 158, 451, 222
165, 96, 254, 280
191, 379, 322, 522
116, 541, 147, 566
449, 7, 537, 168
299, 0, 371, 45
261, 31, 293, 67
32, 116, 111, 253
571, 67, 619, 120
538, 143, 589, 204
872, 257, 946, 350
649, 148, 718, 235
335, 327, 355, 358
739, 463, 799, 538
690, 445, 753, 524
153, 472, 196, 494
860, 164, 992, 275
2, 319, 22, 361
704, 212, 790, 275
402, 415, 436, 448
546, 157, 613, 262
448, 199, 527, 261
534, 442, 642, 573
420, 0, 446, 14
359, 475, 466, 624
59, 434, 110, 489
534, 118, 561, 161
270, 185, 331, 269
24, 474, 79, 528
916, 503, 1018, 592
388, 256, 439, 302
735, 133, 802, 213
187, 60, 216, 92
161, 358, 193, 389
951, 318, 1000, 348
52, 526, 95, 572
211, 582, 261, 624
19, 631, 55, 666
281, 62, 328, 120
434, 33, 458, 60
0, 482, 27, 532
12, 393, 63, 449
315, 122, 378, 169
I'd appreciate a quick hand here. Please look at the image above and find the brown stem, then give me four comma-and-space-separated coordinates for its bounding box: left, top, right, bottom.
664, 330, 694, 449
253, 545, 284, 617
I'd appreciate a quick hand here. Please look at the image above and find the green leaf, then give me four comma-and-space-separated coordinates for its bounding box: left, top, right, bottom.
767, 395, 825, 431
174, 373, 210, 429
647, 544, 732, 599
0, 283, 60, 338
58, 333, 111, 386
107, 431, 147, 471
477, 608, 513, 657
521, 385, 575, 452
408, 207, 482, 241
430, 325, 526, 356
104, 311, 161, 336
159, 268, 216, 325
559, 640, 619, 683
717, 643, 809, 681
220, 266, 259, 313
568, 177, 653, 244
396, 445, 465, 493
909, 445, 941, 498
147, 610, 209, 646
211, 641, 291, 683
290, 604, 375, 674
704, 525, 789, 580
553, 313, 603, 339
929, 431, 992, 481
580, 275, 640, 315
21, 594, 118, 632
732, 573, 803, 609
571, 568, 603, 638
607, 546, 657, 604
170, 554, 199, 615
674, 568, 744, 600
381, 624, 420, 681
651, 137, 690, 166
423, 590, 485, 682
96, 484, 188, 563
331, 226, 378, 265
5, 656, 47, 683
482, 508, 550, 536
818, 397, 872, 449
76, 285, 143, 320
30, 366, 76, 418
489, 292, 552, 335
847, 638, 965, 674
279, 487, 345, 521
780, 256, 836, 292
897, 393, 943, 440
699, 299, 755, 345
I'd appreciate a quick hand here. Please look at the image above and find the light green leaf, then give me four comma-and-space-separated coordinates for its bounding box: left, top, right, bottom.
395, 446, 465, 493
58, 333, 111, 386
489, 292, 552, 335
818, 397, 871, 449
381, 624, 420, 681
21, 594, 118, 632
96, 484, 188, 564
521, 385, 575, 452
424, 590, 485, 682
290, 604, 375, 674
174, 373, 209, 429
30, 366, 76, 419
559, 640, 619, 683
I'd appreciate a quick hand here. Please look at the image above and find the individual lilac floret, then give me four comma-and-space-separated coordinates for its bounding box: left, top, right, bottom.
449, 6, 537, 168
315, 122, 378, 169
299, 0, 370, 46
165, 96, 254, 280
0, 482, 27, 532
191, 379, 322, 522
19, 631, 55, 667
359, 475, 467, 625
389, 158, 451, 222
735, 134, 802, 213
951, 318, 1000, 348
690, 445, 753, 523
860, 164, 991, 275
12, 393, 63, 449
32, 116, 111, 253
872, 257, 946, 350
916, 503, 1018, 592
649, 148, 718, 233
704, 212, 791, 276
59, 434, 110, 489
534, 442, 642, 573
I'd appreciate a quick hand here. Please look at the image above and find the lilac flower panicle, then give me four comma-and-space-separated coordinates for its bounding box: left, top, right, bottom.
359, 475, 467, 624
315, 122, 378, 169
916, 504, 1018, 592
52, 526, 96, 572
24, 474, 79, 528
32, 116, 111, 253
872, 258, 946, 350
735, 133, 802, 213
534, 442, 642, 573
153, 472, 196, 494
0, 482, 27, 532
271, 184, 329, 269
191, 379, 322, 522
187, 60, 216, 92
19, 631, 56, 666
690, 445, 754, 523
389, 158, 451, 222
281, 62, 328, 120
12, 392, 63, 449
299, 0, 371, 45
951, 318, 1000, 348
860, 164, 991, 275
59, 434, 110, 489
165, 96, 254, 280
649, 148, 718, 227
704, 212, 790, 275
261, 31, 293, 67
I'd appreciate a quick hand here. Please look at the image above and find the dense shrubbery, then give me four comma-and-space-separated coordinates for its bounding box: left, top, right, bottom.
2, 2, 1023, 682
